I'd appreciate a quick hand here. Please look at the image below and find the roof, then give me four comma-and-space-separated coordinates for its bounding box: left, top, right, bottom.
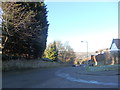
110, 39, 120, 49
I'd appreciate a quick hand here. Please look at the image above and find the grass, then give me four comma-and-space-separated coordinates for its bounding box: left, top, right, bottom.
76, 64, 120, 76
2, 59, 68, 72
86, 64, 120, 72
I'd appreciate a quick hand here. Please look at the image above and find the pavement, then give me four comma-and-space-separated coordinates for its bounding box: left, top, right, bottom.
2, 66, 120, 88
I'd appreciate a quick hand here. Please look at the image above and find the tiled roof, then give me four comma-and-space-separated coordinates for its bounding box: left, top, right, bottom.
110, 39, 120, 49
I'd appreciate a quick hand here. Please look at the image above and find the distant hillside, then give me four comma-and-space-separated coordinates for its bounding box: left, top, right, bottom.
75, 52, 95, 59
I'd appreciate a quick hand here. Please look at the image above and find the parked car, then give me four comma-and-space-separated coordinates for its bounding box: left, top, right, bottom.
72, 64, 79, 67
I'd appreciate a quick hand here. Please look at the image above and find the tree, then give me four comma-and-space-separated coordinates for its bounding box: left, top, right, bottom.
1, 2, 49, 60
43, 41, 76, 63
103, 48, 111, 65
43, 41, 58, 61
53, 41, 76, 63
62, 41, 76, 63
55, 40, 66, 62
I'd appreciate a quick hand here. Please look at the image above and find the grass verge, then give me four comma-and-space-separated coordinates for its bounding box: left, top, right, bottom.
86, 64, 120, 72
2, 59, 69, 72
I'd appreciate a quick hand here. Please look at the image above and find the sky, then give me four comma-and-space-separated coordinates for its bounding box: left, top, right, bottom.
45, 2, 118, 52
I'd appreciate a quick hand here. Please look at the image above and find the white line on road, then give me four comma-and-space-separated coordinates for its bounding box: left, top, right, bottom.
56, 72, 119, 86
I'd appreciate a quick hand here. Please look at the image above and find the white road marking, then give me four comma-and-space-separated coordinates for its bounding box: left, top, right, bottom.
56, 72, 119, 86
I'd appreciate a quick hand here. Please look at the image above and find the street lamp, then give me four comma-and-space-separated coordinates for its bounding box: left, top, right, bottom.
81, 41, 89, 65
81, 41, 88, 58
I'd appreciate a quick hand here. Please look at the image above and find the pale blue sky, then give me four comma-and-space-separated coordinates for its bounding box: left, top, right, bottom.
0, 1, 118, 53
45, 2, 118, 52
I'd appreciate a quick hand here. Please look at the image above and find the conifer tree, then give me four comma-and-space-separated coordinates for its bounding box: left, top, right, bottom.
44, 41, 58, 61
2, 2, 49, 60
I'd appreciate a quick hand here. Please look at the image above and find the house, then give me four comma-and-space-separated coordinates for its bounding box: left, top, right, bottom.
110, 39, 120, 64
110, 39, 120, 52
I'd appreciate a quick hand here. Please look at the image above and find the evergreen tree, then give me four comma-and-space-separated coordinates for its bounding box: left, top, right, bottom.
44, 41, 76, 63
2, 2, 49, 60
44, 41, 58, 61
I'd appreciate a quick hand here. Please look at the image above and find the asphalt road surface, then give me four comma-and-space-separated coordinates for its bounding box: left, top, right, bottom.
2, 66, 119, 88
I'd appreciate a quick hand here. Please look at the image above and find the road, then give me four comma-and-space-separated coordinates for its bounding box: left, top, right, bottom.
2, 66, 119, 88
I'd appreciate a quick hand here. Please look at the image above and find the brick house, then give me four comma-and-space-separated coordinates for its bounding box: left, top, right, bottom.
110, 39, 120, 52
110, 39, 120, 64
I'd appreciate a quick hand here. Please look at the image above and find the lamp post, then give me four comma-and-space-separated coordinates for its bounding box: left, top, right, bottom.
81, 41, 88, 58
81, 41, 88, 65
